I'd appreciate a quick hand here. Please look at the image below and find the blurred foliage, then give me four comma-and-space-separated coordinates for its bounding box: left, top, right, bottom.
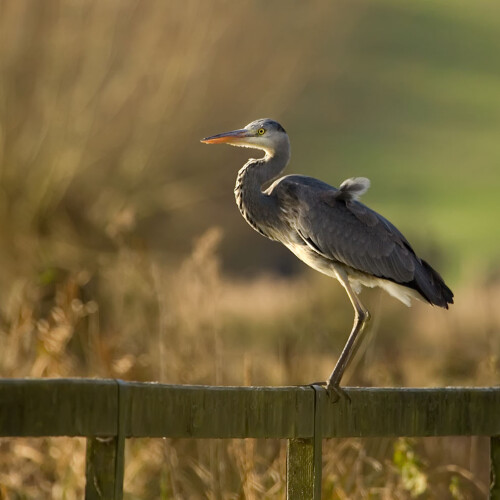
0, 0, 499, 498
0, 227, 497, 498
393, 438, 428, 497
0, 0, 333, 283
0, 0, 498, 284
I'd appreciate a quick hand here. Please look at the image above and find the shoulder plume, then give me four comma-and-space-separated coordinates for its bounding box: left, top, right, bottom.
334, 177, 371, 201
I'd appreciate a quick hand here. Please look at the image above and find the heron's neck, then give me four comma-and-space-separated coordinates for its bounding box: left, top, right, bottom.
234, 146, 290, 238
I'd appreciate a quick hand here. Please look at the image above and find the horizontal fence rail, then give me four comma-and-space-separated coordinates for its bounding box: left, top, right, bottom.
1, 379, 499, 498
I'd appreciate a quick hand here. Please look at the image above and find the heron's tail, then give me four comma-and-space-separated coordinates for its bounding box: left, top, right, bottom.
414, 259, 454, 309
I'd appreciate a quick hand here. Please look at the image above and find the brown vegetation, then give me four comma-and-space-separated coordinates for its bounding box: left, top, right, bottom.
0, 229, 497, 498
0, 1, 498, 498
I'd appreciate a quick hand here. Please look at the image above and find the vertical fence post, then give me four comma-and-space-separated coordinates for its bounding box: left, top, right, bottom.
491, 436, 500, 499
286, 386, 323, 499
85, 380, 127, 500
85, 436, 123, 499
287, 438, 317, 499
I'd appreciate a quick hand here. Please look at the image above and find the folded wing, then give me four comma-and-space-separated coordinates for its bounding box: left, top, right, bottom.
272, 175, 453, 308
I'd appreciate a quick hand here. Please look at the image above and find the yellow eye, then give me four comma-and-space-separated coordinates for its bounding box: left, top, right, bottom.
257, 128, 265, 135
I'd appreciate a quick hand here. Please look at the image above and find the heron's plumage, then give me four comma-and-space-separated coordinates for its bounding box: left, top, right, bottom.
270, 174, 453, 308
335, 177, 371, 201
203, 118, 453, 309
202, 118, 453, 393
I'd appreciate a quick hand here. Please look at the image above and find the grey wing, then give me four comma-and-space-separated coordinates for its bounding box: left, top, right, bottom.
273, 176, 417, 283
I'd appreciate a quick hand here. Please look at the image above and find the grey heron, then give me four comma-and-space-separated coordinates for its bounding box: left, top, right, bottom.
201, 118, 453, 399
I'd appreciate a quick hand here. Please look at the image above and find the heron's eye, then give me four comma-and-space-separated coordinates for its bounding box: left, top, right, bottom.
257, 128, 266, 136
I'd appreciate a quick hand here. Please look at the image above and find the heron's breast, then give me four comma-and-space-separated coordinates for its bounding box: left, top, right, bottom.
282, 240, 338, 279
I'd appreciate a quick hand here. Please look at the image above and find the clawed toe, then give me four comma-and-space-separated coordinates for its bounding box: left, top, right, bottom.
325, 382, 351, 403
309, 381, 327, 387
309, 380, 351, 403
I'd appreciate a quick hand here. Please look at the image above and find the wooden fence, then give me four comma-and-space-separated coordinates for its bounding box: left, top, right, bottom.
1, 379, 500, 499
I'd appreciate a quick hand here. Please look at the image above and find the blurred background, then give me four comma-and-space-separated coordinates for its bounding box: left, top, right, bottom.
0, 0, 499, 498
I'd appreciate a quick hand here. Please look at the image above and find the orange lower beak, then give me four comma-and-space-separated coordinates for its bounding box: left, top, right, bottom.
201, 129, 249, 144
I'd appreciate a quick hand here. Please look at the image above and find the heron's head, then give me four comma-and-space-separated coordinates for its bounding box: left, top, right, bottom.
201, 118, 289, 157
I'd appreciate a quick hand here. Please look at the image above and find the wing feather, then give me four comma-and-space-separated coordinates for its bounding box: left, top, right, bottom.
272, 175, 416, 284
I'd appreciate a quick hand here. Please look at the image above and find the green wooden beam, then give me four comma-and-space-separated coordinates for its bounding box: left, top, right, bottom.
286, 386, 326, 500
0, 379, 117, 437
2, 379, 500, 500
122, 383, 315, 439
113, 380, 128, 500
85, 437, 121, 499
287, 438, 316, 499
2, 380, 500, 440
84, 381, 127, 500
491, 436, 500, 500
318, 387, 500, 438
312, 385, 324, 498
287, 385, 323, 499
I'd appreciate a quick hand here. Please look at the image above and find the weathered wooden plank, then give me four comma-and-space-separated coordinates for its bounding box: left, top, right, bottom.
85, 437, 120, 499
490, 436, 500, 500
311, 385, 324, 498
113, 380, 128, 500
287, 438, 315, 499
85, 381, 127, 499
287, 385, 324, 499
319, 387, 500, 438
0, 379, 117, 437
123, 384, 315, 439
2, 380, 500, 440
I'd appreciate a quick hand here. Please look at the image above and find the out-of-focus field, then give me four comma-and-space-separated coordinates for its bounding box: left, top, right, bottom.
0, 0, 499, 498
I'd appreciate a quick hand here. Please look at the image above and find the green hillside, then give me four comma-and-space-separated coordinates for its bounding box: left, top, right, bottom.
289, 0, 500, 277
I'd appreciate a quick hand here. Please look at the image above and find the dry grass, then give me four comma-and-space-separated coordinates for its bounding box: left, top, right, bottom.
0, 228, 498, 498
0, 1, 499, 498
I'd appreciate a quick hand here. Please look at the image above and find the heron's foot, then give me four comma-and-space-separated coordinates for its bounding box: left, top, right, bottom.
309, 380, 351, 403
326, 381, 351, 403
309, 380, 327, 387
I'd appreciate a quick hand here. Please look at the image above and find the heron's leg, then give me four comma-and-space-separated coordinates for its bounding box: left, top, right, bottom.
340, 308, 371, 376
325, 270, 370, 399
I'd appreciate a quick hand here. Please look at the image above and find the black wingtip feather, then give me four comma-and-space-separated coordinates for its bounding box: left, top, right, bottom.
414, 259, 454, 309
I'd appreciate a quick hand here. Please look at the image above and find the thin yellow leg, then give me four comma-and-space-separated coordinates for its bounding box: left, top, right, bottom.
325, 269, 370, 400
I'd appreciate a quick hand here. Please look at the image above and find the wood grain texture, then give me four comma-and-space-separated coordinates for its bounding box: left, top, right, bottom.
2, 380, 500, 499
1, 380, 500, 440
287, 439, 315, 499
491, 436, 500, 500
85, 437, 120, 500
319, 387, 500, 438
0, 378, 117, 437
122, 383, 315, 438
286, 386, 324, 499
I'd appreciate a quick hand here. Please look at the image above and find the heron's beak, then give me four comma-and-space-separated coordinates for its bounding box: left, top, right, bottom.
201, 129, 249, 144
